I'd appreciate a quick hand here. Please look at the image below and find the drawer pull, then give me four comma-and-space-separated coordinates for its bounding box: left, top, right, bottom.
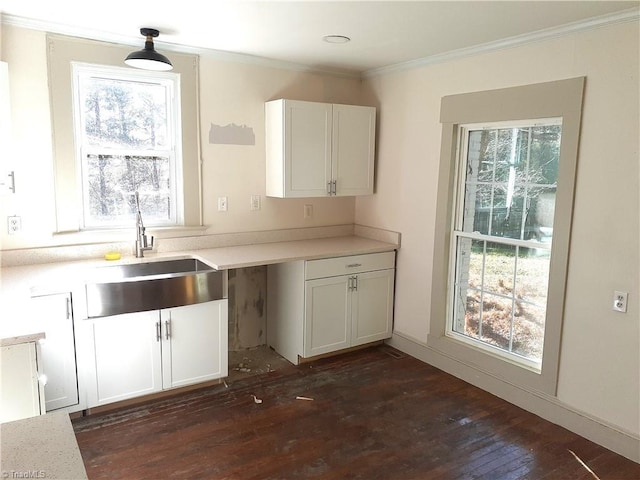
346, 263, 362, 268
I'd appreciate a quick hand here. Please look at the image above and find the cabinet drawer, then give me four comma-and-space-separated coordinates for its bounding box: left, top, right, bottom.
305, 252, 395, 280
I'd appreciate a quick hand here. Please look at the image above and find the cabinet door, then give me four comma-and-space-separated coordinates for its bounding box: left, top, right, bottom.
0, 343, 43, 422
284, 100, 333, 197
91, 311, 162, 406
351, 269, 395, 346
332, 104, 376, 196
31, 293, 78, 411
304, 276, 351, 357
161, 300, 228, 389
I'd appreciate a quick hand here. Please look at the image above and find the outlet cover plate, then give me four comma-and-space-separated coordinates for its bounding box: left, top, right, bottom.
7, 215, 21, 234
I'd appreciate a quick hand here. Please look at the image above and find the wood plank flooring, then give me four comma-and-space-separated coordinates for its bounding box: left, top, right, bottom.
73, 346, 639, 479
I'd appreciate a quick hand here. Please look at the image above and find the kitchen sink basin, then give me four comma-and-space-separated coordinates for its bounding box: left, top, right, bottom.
91, 258, 213, 280
85, 257, 224, 318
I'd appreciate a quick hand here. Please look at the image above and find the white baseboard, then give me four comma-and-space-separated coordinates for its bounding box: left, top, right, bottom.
386, 332, 640, 464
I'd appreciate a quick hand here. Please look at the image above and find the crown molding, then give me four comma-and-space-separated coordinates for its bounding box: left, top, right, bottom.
0, 13, 360, 79
363, 7, 640, 79
3, 8, 638, 81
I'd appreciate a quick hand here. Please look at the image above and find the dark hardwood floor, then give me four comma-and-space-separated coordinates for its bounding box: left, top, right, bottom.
73, 346, 639, 479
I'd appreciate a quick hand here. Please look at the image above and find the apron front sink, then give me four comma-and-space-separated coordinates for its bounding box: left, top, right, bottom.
85, 258, 224, 318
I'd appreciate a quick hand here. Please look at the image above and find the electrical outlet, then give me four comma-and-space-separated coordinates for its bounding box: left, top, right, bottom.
250, 195, 261, 211
217, 196, 228, 212
7, 215, 21, 234
613, 291, 628, 313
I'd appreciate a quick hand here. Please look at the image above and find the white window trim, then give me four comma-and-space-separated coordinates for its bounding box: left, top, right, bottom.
428, 77, 585, 396
71, 63, 184, 230
446, 119, 562, 373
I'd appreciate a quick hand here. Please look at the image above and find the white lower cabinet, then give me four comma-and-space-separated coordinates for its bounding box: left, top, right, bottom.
304, 275, 351, 357
88, 300, 228, 407
268, 252, 395, 364
30, 293, 79, 412
161, 301, 228, 389
0, 342, 45, 422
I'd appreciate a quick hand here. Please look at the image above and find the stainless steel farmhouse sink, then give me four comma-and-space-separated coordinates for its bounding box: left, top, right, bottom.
85, 258, 224, 318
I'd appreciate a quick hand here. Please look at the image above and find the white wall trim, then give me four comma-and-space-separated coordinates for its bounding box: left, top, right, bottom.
386, 332, 640, 463
364, 7, 640, 78
0, 14, 360, 79
4, 8, 638, 81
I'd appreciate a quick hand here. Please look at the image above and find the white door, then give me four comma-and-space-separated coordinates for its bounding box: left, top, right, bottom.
31, 293, 79, 411
285, 100, 333, 197
331, 104, 376, 196
351, 269, 395, 346
91, 311, 162, 406
304, 276, 351, 357
161, 300, 228, 389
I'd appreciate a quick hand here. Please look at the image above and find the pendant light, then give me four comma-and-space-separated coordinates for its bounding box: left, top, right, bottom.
125, 28, 173, 71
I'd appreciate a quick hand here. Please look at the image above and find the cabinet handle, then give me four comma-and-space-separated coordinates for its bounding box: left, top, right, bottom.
65, 297, 71, 320
346, 263, 362, 268
155, 321, 161, 342
353, 275, 358, 292
332, 180, 337, 195
327, 181, 332, 195
348, 276, 353, 291
165, 319, 171, 340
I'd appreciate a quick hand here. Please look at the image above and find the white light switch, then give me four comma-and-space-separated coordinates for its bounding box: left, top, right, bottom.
218, 196, 228, 212
250, 195, 261, 211
304, 204, 313, 218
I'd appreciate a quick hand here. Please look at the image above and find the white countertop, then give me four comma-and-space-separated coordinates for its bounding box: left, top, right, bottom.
0, 234, 397, 339
190, 235, 397, 269
0, 412, 88, 479
1, 332, 46, 347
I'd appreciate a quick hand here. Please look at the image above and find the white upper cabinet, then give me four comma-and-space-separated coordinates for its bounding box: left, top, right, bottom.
266, 99, 376, 198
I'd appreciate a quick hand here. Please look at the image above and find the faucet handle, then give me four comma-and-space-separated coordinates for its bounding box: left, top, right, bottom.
143, 234, 154, 249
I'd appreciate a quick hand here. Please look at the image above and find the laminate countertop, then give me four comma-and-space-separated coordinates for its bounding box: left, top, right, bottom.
0, 412, 88, 479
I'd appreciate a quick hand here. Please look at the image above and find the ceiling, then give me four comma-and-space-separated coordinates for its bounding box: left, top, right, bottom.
1, 1, 638, 75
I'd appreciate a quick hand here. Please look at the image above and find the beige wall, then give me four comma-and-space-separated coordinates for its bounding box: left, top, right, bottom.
358, 21, 640, 438
198, 56, 361, 235
2, 18, 638, 451
0, 25, 362, 250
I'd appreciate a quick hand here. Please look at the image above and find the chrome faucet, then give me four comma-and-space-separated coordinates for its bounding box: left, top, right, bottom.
134, 192, 154, 258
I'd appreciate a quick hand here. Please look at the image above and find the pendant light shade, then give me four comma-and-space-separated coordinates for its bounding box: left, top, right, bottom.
125, 28, 173, 71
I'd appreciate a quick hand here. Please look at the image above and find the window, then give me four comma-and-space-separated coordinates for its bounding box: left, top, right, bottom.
429, 78, 584, 395
72, 64, 182, 229
450, 120, 561, 371
47, 34, 201, 234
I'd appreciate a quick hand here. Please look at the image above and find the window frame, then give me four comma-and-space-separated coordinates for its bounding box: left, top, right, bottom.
47, 34, 201, 235
71, 63, 184, 230
447, 119, 562, 373
428, 78, 585, 396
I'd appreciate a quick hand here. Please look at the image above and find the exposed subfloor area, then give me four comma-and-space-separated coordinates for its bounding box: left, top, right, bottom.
72, 346, 640, 479
228, 345, 294, 383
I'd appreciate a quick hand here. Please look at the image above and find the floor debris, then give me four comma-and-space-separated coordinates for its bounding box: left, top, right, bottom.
296, 396, 314, 401
252, 395, 263, 404
568, 450, 601, 480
